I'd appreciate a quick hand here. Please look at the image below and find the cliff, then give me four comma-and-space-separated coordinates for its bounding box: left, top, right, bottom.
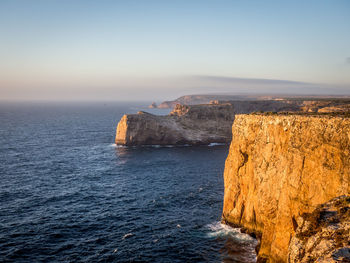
288, 195, 350, 262
222, 114, 350, 262
115, 103, 235, 145
115, 100, 310, 146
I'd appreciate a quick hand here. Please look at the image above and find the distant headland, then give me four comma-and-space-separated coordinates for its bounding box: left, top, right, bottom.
118, 95, 350, 146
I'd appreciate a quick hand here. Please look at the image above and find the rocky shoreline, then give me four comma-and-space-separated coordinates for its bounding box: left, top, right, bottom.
116, 99, 311, 146
116, 98, 350, 147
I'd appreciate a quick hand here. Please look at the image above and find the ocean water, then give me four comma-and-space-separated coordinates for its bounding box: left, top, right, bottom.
0, 102, 256, 262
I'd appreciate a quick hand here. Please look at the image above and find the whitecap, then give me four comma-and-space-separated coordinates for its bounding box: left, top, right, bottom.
122, 233, 134, 240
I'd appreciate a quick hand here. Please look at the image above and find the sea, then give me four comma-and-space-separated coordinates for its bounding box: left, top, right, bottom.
0, 102, 257, 263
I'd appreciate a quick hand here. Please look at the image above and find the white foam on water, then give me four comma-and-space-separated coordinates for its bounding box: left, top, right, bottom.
109, 143, 128, 148
140, 144, 191, 148
140, 144, 165, 148
110, 143, 227, 148
122, 233, 134, 240
205, 222, 255, 242
208, 143, 226, 147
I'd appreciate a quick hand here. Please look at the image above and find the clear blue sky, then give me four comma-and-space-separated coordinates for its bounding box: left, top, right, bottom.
1, 0, 349, 100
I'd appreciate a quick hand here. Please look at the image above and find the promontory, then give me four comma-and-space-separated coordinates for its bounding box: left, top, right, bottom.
115, 99, 347, 146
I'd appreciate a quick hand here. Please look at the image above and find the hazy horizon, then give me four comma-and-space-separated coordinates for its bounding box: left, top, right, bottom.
1, 0, 350, 101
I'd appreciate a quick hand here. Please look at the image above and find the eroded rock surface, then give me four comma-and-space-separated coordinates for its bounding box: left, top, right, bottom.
115, 104, 235, 145
288, 195, 350, 263
222, 114, 350, 262
115, 100, 309, 146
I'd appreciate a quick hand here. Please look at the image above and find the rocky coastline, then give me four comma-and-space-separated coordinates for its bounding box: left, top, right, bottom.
116, 98, 350, 146
115, 97, 350, 262
115, 99, 319, 146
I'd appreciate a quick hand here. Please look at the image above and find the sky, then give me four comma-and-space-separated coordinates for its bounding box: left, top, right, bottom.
0, 0, 349, 101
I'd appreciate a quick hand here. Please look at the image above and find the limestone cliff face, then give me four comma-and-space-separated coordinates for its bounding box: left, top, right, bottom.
222, 114, 350, 262
115, 104, 235, 145
288, 195, 350, 262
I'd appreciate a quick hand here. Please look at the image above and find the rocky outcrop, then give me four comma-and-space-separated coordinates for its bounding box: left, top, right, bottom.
115, 104, 236, 145
222, 114, 350, 262
288, 195, 350, 262
116, 98, 350, 146
148, 102, 157, 108
317, 104, 350, 113
115, 100, 314, 146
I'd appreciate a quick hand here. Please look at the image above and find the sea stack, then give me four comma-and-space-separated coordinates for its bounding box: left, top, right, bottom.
148, 102, 157, 108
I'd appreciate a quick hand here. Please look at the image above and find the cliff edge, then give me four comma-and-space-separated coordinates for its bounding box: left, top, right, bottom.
115, 100, 312, 146
115, 103, 235, 145
222, 114, 350, 262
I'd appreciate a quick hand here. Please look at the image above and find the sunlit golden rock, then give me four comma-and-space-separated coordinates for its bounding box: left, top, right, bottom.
222, 114, 350, 262
288, 195, 350, 263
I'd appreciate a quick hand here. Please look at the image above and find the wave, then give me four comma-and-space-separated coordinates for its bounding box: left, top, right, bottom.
205, 222, 255, 242
207, 143, 226, 146
110, 142, 228, 149
122, 233, 134, 240
109, 143, 127, 148
111, 143, 227, 148
113, 144, 189, 148
142, 144, 189, 148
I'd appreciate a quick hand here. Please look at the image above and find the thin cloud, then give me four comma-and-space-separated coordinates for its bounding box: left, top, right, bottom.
190, 75, 311, 86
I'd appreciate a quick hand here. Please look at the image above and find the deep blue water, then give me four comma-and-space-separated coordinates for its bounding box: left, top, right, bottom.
0, 102, 256, 262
